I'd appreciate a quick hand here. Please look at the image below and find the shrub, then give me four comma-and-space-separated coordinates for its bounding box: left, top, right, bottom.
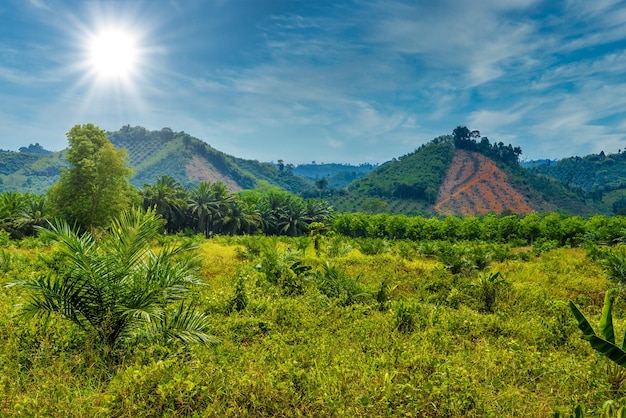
394, 301, 416, 333
313, 262, 369, 306
229, 274, 249, 312
470, 271, 508, 313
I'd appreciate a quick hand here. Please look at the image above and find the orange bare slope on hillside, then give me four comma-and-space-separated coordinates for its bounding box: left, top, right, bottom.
186, 154, 243, 191
434, 149, 533, 216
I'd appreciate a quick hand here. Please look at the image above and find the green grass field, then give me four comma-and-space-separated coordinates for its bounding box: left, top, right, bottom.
0, 234, 622, 417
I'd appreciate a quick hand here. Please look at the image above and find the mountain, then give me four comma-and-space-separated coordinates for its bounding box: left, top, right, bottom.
1, 125, 622, 216
328, 132, 602, 216
0, 126, 314, 195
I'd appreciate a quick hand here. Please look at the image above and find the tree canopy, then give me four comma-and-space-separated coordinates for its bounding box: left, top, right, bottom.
47, 124, 135, 230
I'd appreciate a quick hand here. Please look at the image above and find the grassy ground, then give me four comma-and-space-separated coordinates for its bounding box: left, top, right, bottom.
0, 235, 621, 417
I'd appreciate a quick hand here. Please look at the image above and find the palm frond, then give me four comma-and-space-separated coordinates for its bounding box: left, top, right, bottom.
146, 302, 215, 346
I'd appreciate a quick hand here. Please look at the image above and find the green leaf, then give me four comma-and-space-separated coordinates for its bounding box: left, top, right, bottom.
569, 301, 598, 341
600, 289, 618, 344
570, 300, 626, 367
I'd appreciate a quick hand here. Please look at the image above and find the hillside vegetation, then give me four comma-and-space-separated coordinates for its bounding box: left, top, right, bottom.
528, 151, 626, 214
330, 128, 601, 216
347, 137, 455, 203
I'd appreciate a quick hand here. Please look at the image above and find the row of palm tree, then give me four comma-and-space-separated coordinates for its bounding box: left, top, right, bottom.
0, 177, 332, 239
141, 176, 333, 237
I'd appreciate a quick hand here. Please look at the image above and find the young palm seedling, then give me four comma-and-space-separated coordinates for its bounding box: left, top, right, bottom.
11, 208, 213, 356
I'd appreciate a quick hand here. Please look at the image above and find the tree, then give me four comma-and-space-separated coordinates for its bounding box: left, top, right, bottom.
187, 182, 234, 237
15, 208, 212, 352
47, 124, 135, 230
142, 175, 188, 233
315, 178, 328, 198
278, 198, 310, 236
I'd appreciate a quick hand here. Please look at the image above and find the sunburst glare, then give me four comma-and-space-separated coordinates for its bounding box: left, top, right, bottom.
88, 29, 138, 80
57, 2, 160, 122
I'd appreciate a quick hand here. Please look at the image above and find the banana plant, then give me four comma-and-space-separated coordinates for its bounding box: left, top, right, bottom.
570, 289, 626, 394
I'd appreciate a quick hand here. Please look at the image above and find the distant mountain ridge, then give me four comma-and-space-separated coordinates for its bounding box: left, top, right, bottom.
2, 125, 625, 216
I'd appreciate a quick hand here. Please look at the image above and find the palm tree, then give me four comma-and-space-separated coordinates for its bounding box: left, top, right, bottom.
239, 200, 263, 235
142, 176, 188, 233
0, 191, 27, 237
259, 190, 290, 235
306, 199, 333, 223
16, 208, 212, 351
278, 198, 310, 236
14, 194, 48, 236
188, 182, 219, 237
206, 182, 235, 234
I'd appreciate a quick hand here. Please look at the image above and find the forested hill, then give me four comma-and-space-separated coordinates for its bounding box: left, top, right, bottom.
331, 128, 602, 216
2, 125, 624, 216
0, 126, 314, 195
107, 126, 314, 193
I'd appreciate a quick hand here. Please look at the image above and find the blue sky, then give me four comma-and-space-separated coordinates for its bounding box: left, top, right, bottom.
1, 0, 626, 164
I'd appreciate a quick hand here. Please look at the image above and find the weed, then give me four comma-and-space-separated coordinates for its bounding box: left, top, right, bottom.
229, 274, 249, 312
470, 271, 508, 313
394, 301, 416, 333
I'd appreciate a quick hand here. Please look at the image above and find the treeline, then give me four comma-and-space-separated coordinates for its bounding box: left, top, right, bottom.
452, 126, 522, 166
4, 183, 626, 248
0, 176, 333, 239
331, 211, 626, 247
142, 176, 331, 236
528, 150, 626, 204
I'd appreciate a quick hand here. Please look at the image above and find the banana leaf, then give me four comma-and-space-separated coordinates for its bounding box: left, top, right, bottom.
570, 300, 626, 367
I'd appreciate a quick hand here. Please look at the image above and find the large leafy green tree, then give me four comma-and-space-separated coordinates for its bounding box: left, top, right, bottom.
48, 124, 135, 230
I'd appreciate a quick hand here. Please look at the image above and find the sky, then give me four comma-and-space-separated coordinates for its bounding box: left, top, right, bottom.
2, 0, 626, 165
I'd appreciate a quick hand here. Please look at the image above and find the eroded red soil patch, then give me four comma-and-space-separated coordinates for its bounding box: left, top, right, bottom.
434, 150, 532, 216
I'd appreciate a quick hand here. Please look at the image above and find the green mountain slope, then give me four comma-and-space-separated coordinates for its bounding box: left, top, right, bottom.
0, 126, 313, 195
329, 131, 604, 216
527, 152, 626, 191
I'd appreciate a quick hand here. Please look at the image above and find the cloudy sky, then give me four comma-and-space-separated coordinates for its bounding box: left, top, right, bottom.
1, 0, 626, 164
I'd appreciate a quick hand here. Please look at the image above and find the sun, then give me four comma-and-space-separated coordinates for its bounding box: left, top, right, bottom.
88, 29, 139, 80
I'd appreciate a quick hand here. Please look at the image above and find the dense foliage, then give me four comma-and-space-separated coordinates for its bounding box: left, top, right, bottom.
0, 152, 43, 176
47, 124, 136, 230
142, 176, 332, 237
330, 211, 623, 247
528, 151, 626, 212
452, 126, 522, 166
